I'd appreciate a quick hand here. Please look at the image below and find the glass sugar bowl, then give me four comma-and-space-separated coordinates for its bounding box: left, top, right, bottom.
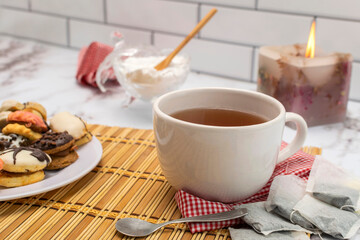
96, 44, 190, 106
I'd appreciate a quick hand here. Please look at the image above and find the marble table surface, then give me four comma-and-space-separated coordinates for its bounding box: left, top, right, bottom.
1, 36, 360, 175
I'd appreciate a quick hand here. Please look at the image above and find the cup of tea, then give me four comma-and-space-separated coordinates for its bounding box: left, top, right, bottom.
153, 88, 307, 203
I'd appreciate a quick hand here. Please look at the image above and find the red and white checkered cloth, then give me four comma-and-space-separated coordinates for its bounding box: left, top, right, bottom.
76, 42, 114, 87
175, 142, 315, 233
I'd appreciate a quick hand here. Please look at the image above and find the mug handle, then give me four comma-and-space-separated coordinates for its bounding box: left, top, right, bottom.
277, 112, 308, 164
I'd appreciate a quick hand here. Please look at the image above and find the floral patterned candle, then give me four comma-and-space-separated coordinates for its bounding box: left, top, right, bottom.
257, 21, 352, 127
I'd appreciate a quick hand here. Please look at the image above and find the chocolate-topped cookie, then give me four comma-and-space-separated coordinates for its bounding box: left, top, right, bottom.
31, 131, 79, 170
0, 147, 51, 173
0, 133, 29, 151
31, 131, 74, 154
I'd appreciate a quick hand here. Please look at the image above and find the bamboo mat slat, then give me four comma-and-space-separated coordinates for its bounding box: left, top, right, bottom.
0, 124, 322, 240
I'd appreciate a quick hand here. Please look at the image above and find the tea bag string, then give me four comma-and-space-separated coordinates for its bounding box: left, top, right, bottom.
317, 232, 324, 240
340, 205, 355, 211
289, 210, 297, 224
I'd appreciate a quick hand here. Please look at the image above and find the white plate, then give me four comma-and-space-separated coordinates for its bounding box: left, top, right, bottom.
0, 137, 103, 201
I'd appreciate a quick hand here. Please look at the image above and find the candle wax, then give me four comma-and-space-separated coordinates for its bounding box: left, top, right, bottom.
257, 44, 352, 127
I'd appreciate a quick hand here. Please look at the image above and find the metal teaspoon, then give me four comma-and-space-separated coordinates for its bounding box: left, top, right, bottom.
115, 208, 247, 237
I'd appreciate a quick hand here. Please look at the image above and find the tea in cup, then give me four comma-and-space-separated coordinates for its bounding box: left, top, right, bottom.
153, 88, 307, 203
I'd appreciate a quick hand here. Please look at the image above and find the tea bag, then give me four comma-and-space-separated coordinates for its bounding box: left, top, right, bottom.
235, 202, 311, 235
307, 156, 360, 212
229, 228, 310, 240
265, 175, 317, 230
294, 194, 360, 239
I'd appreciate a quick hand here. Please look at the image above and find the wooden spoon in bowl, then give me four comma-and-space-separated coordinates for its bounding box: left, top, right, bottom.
154, 8, 217, 71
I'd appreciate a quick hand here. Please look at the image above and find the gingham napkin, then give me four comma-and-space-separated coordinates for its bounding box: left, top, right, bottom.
175, 142, 315, 233
76, 42, 114, 87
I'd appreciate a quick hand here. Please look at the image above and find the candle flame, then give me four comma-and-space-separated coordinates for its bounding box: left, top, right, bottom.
305, 20, 316, 58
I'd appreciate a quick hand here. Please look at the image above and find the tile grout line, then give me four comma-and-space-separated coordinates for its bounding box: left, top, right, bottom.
160, 0, 360, 23
66, 18, 70, 47
0, 32, 68, 48
165, 0, 255, 11
2, 3, 360, 24
250, 46, 256, 82
28, 0, 32, 11
103, 0, 107, 23
150, 31, 155, 45
254, 8, 360, 23
197, 3, 201, 39
255, 0, 259, 10
1, 5, 104, 23
194, 69, 252, 83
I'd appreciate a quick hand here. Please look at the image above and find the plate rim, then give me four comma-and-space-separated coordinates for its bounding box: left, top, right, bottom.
0, 137, 103, 201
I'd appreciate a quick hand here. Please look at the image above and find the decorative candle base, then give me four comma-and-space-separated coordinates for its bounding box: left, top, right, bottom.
257, 44, 352, 127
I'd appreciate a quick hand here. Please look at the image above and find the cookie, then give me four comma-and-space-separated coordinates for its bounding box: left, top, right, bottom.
50, 112, 92, 146
0, 100, 24, 112
31, 131, 75, 155
0, 170, 44, 187
0, 133, 29, 151
23, 108, 44, 121
0, 111, 11, 130
46, 151, 78, 170
2, 123, 42, 141
0, 147, 51, 173
75, 131, 92, 147
7, 111, 48, 133
24, 102, 47, 120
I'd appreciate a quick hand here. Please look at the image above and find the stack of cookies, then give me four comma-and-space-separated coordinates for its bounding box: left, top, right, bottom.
0, 100, 48, 149
0, 100, 93, 187
0, 147, 51, 187
31, 131, 78, 170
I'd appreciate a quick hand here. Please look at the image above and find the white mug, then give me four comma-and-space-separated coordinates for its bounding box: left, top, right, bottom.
153, 88, 307, 203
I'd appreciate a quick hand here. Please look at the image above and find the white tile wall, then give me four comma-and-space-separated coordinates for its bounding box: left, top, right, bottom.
154, 33, 253, 80
200, 5, 312, 46
1, 0, 28, 9
1, 0, 360, 101
258, 0, 360, 21
317, 18, 360, 61
70, 20, 151, 49
31, 0, 104, 21
181, 0, 255, 8
0, 8, 66, 45
107, 0, 197, 34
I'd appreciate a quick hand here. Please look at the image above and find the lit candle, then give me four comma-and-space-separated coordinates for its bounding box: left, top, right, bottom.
257, 19, 353, 127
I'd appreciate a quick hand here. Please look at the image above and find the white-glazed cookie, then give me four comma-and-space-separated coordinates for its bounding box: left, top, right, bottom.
50, 112, 86, 139
0, 170, 45, 187
0, 147, 51, 173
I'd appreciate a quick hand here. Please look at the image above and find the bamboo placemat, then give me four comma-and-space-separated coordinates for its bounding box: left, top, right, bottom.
0, 124, 322, 240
